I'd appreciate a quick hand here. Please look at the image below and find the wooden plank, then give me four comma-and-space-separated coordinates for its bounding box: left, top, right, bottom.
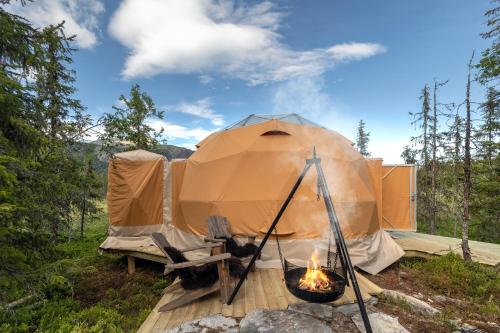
275, 269, 300, 305
266, 269, 289, 309
244, 270, 257, 314
138, 292, 175, 333
212, 245, 230, 303
106, 249, 171, 264
191, 293, 215, 321
127, 256, 136, 274
260, 269, 280, 310
180, 242, 224, 253
165, 253, 231, 269
231, 276, 246, 318
158, 282, 220, 312
163, 300, 193, 330
253, 269, 269, 310
221, 301, 233, 316
208, 293, 223, 315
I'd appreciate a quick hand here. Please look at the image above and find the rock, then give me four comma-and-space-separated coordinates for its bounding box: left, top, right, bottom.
382, 289, 440, 317
163, 314, 239, 333
288, 302, 333, 321
431, 295, 469, 307
412, 292, 424, 300
239, 309, 334, 333
459, 323, 479, 332
352, 312, 410, 333
333, 297, 378, 317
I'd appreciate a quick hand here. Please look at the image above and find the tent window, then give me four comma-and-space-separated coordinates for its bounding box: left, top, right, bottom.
261, 130, 290, 136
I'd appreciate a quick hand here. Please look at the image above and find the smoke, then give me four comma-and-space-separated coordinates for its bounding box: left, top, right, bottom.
270, 77, 378, 246
272, 76, 357, 140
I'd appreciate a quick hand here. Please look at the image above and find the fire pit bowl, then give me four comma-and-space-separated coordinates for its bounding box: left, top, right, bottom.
284, 259, 346, 303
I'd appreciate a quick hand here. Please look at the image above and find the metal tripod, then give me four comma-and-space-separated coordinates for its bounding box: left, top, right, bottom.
226, 148, 372, 333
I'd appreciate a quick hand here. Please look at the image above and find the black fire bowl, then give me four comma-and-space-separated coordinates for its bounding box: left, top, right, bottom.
284, 267, 346, 303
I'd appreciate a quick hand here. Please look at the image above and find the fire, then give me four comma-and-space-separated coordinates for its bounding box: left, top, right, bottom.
298, 249, 333, 292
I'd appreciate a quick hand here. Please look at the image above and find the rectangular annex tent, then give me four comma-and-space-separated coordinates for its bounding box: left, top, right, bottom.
381, 165, 417, 231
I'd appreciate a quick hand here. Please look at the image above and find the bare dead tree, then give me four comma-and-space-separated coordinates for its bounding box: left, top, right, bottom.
462, 52, 474, 261
429, 79, 448, 234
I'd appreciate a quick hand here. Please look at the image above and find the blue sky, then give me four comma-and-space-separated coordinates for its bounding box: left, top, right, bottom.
8, 0, 492, 162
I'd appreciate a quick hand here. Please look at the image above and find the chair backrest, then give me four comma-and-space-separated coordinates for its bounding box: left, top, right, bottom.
207, 216, 233, 239
151, 233, 174, 263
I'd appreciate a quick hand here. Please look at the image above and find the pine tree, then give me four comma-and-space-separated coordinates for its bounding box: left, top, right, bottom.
355, 120, 370, 157
472, 87, 499, 243
428, 79, 448, 234
28, 23, 94, 236
477, 1, 500, 84
411, 85, 433, 233
100, 84, 164, 156
401, 145, 417, 164
476, 87, 499, 172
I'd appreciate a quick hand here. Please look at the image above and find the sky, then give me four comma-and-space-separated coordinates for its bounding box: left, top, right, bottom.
7, 0, 493, 162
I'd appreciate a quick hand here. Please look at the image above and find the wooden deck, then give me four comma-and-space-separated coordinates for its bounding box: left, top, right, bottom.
138, 269, 383, 333
390, 231, 500, 267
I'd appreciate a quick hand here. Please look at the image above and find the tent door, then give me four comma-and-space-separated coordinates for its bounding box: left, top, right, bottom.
381, 165, 417, 231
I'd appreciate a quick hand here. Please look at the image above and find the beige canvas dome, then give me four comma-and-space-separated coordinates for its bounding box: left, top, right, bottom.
174, 119, 380, 240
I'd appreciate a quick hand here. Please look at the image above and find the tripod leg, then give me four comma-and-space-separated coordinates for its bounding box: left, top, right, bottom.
226, 162, 313, 305
315, 160, 373, 333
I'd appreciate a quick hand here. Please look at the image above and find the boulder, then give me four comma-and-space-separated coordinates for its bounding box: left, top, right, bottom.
288, 302, 333, 321
333, 297, 378, 317
239, 309, 334, 333
382, 289, 440, 317
352, 312, 409, 333
163, 314, 239, 333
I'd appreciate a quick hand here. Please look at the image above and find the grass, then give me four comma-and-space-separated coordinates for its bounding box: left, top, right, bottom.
401, 253, 500, 302
0, 211, 171, 333
401, 253, 500, 320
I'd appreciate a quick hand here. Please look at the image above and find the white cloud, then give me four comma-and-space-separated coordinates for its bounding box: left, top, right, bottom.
147, 119, 218, 142
108, 0, 386, 84
172, 98, 224, 126
198, 74, 214, 85
7, 0, 105, 49
273, 77, 408, 163
273, 77, 357, 139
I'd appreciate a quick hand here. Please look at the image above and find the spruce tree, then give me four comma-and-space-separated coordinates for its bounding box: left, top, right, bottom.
411, 84, 433, 233
355, 120, 370, 157
477, 1, 500, 84
472, 87, 499, 243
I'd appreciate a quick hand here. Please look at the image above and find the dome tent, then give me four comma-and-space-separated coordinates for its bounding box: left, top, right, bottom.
101, 114, 409, 274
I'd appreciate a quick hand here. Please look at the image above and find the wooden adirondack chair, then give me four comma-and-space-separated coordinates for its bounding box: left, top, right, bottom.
205, 215, 258, 270
151, 233, 232, 311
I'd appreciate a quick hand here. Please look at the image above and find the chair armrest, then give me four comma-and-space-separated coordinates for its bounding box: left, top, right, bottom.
165, 253, 231, 269
180, 242, 224, 253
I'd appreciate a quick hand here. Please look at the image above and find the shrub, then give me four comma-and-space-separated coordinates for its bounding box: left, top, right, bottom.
403, 252, 500, 303
43, 275, 73, 300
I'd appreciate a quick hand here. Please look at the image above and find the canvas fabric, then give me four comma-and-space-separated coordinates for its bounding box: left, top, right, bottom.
101, 120, 414, 274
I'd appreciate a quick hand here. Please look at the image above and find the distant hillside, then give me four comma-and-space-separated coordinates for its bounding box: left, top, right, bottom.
153, 144, 194, 160
77, 142, 194, 175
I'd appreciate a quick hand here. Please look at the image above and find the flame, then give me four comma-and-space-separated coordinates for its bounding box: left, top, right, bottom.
298, 249, 333, 292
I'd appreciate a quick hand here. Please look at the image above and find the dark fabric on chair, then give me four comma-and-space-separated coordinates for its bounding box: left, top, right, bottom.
162, 245, 245, 290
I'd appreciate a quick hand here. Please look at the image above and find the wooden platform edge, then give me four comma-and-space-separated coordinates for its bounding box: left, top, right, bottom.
99, 248, 171, 264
